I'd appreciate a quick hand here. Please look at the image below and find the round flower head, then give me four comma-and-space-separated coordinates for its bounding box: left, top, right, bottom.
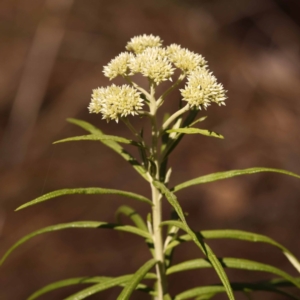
103, 52, 134, 80
88, 84, 143, 122
126, 34, 163, 54
128, 47, 174, 84
180, 68, 227, 109
167, 44, 207, 73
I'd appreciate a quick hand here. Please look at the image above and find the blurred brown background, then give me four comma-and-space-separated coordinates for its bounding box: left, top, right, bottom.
1, 0, 300, 299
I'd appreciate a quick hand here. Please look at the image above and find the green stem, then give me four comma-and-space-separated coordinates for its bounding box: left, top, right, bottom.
161, 104, 189, 132
149, 82, 167, 300
151, 180, 166, 300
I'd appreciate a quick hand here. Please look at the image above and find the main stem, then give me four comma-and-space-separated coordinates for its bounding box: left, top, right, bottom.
151, 180, 166, 299
149, 84, 167, 300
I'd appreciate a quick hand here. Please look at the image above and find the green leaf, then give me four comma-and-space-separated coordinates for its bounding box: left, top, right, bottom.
63, 275, 127, 300
175, 286, 226, 300
172, 167, 300, 193
153, 182, 188, 231
115, 205, 154, 256
117, 258, 157, 300
167, 128, 223, 139
194, 294, 215, 300
194, 295, 215, 300
0, 222, 152, 265
165, 229, 300, 273
54, 134, 143, 147
115, 205, 148, 232
175, 282, 300, 300
67, 118, 102, 134
63, 273, 156, 300
189, 116, 208, 127
28, 275, 156, 300
267, 277, 300, 287
167, 258, 300, 288
15, 188, 152, 211
67, 118, 149, 181
153, 184, 234, 300
28, 277, 108, 300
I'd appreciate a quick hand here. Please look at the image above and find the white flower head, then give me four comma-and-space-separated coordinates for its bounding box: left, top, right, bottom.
126, 34, 163, 54
167, 44, 207, 73
180, 68, 227, 109
89, 84, 143, 122
103, 52, 134, 80
128, 47, 174, 84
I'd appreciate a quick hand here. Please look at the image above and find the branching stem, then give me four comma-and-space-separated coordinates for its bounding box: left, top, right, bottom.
161, 104, 189, 132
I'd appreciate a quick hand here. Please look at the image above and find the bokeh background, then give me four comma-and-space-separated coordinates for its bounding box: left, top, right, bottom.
1, 0, 300, 299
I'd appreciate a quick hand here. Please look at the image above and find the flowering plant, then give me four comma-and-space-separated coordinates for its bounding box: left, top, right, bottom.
2, 35, 300, 300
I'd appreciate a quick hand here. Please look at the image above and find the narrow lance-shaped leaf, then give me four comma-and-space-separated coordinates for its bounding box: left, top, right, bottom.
167, 258, 300, 288
28, 277, 109, 300
64, 273, 156, 300
165, 229, 300, 274
115, 205, 154, 257
67, 118, 149, 181
153, 183, 235, 300
117, 258, 157, 300
175, 286, 226, 300
67, 118, 102, 134
175, 282, 300, 300
64, 276, 132, 300
28, 275, 156, 300
115, 205, 148, 232
189, 116, 207, 127
167, 128, 224, 139
15, 188, 152, 211
266, 277, 300, 288
172, 167, 300, 192
0, 222, 152, 265
54, 134, 143, 147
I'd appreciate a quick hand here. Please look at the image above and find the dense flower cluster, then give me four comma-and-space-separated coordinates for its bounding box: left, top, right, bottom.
181, 68, 227, 109
128, 47, 174, 84
126, 34, 162, 54
103, 52, 133, 80
88, 85, 143, 122
166, 44, 207, 73
90, 34, 227, 121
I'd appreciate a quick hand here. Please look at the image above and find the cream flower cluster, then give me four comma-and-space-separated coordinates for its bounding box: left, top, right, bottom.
181, 68, 227, 109
166, 44, 207, 73
126, 34, 162, 54
102, 34, 210, 84
89, 34, 227, 122
128, 47, 174, 84
88, 85, 143, 122
103, 52, 134, 80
